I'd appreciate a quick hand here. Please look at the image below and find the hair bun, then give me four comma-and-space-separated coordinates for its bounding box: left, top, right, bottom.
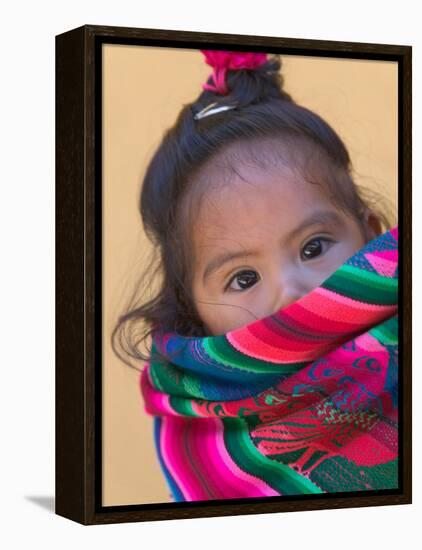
201, 50, 269, 69
199, 51, 292, 108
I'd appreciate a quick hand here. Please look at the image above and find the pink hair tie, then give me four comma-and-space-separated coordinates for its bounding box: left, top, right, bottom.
200, 50, 268, 95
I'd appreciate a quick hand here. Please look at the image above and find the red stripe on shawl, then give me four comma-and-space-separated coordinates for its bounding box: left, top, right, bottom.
228, 291, 396, 363
227, 328, 335, 363
341, 429, 397, 466
366, 416, 398, 454
290, 287, 397, 326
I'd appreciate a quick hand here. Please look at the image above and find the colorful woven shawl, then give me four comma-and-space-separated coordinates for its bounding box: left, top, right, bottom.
140, 226, 399, 502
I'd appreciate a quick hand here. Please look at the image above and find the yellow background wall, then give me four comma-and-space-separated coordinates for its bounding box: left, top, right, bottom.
102, 44, 398, 505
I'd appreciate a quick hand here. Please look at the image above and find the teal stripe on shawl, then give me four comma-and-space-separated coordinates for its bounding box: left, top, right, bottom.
204, 337, 304, 375
323, 264, 397, 304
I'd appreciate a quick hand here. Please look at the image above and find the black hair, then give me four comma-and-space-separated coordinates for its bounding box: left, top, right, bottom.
111, 53, 394, 371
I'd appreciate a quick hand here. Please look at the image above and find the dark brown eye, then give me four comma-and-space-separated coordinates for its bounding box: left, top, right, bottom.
301, 238, 333, 260
227, 270, 260, 291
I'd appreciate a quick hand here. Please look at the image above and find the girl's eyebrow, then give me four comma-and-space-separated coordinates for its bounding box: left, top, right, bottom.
203, 249, 257, 282
287, 209, 344, 242
202, 209, 344, 282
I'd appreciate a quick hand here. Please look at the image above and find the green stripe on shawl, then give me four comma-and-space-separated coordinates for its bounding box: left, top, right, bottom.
204, 337, 304, 374
223, 418, 324, 494
370, 316, 398, 345
169, 395, 198, 416
149, 362, 165, 392
310, 455, 399, 492
323, 264, 397, 304
151, 360, 205, 398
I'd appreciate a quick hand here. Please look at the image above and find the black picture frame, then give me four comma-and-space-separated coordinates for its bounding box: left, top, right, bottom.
55, 24, 412, 525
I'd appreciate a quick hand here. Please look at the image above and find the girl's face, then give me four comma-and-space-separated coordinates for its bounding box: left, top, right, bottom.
190, 162, 379, 336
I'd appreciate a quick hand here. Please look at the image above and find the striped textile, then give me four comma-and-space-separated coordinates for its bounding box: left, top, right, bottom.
140, 226, 399, 501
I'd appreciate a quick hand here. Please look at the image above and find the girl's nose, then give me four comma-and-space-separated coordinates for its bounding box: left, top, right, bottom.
272, 271, 308, 312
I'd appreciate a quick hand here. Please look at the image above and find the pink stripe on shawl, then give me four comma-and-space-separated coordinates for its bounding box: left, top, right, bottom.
160, 417, 280, 500
205, 418, 280, 497
179, 420, 228, 500
367, 248, 398, 262
390, 225, 398, 240
365, 254, 397, 277
140, 368, 176, 416
356, 331, 390, 352
159, 417, 207, 501
141, 369, 210, 421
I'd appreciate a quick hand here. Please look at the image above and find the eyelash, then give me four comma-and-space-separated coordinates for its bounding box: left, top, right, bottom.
225, 237, 334, 292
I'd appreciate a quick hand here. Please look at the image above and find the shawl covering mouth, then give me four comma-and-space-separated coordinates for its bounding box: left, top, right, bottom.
140, 226, 399, 502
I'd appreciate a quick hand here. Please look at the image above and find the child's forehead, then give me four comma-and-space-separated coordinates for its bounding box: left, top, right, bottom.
195, 136, 304, 176
182, 135, 343, 243
188, 135, 330, 196
193, 171, 335, 234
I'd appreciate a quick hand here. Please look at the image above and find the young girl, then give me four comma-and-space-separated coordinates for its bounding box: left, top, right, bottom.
112, 50, 398, 502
